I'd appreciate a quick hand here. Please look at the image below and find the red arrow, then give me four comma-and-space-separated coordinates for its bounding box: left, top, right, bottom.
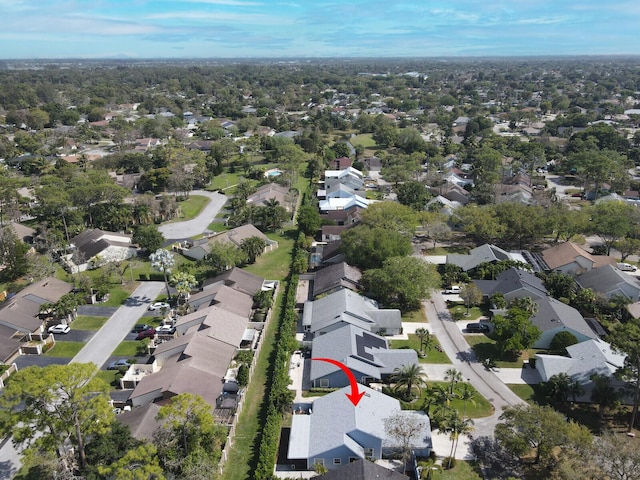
312, 357, 366, 406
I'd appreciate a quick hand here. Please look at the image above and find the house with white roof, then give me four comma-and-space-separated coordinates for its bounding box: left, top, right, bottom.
287, 385, 431, 470
536, 339, 627, 400
302, 289, 402, 336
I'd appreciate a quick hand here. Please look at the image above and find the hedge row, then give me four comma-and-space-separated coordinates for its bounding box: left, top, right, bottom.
253, 237, 304, 479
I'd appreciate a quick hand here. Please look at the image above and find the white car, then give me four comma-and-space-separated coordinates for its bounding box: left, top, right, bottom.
443, 286, 461, 294
48, 324, 70, 334
148, 302, 170, 311
156, 325, 176, 334
617, 263, 637, 272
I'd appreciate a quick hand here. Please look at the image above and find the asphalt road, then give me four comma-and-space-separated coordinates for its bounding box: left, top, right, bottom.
71, 281, 164, 368
158, 190, 228, 241
423, 293, 525, 441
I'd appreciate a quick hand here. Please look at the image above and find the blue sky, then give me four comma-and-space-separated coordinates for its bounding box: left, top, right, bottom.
1, 0, 639, 59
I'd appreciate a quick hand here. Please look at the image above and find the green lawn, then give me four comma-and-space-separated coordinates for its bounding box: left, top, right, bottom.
45, 341, 84, 358
350, 133, 377, 148
101, 286, 134, 306
221, 282, 285, 480
401, 382, 493, 419
95, 370, 121, 389
112, 341, 140, 357
72, 315, 108, 330
465, 335, 538, 368
167, 195, 210, 222
507, 383, 544, 405
436, 460, 483, 480
402, 308, 427, 322
448, 304, 485, 321
390, 334, 451, 364
243, 230, 296, 281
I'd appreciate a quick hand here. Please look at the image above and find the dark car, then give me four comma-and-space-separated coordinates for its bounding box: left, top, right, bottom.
466, 323, 489, 333
136, 328, 156, 340
132, 324, 153, 333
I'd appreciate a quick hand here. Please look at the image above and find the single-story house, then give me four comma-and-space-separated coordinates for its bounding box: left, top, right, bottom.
313, 262, 362, 298
201, 267, 266, 297
577, 265, 640, 301
529, 297, 598, 349
536, 339, 627, 401
302, 289, 402, 336
287, 385, 431, 470
316, 459, 408, 480
247, 183, 294, 212
319, 195, 370, 212
182, 224, 277, 261
63, 229, 137, 273
474, 267, 548, 302
540, 242, 616, 275
448, 244, 521, 272
310, 325, 418, 388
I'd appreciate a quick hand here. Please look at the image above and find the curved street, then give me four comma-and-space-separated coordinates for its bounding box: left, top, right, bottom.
158, 190, 228, 241
422, 292, 525, 457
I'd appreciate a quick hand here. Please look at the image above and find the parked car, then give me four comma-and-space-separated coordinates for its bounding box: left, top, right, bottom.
148, 302, 170, 311
107, 359, 132, 370
132, 324, 153, 333
136, 328, 156, 340
156, 325, 176, 335
617, 262, 637, 272
443, 286, 461, 294
466, 323, 489, 333
48, 324, 70, 334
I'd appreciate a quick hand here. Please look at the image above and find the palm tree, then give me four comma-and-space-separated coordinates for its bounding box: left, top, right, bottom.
458, 383, 476, 420
391, 364, 428, 401
415, 328, 431, 355
445, 368, 463, 395
441, 410, 474, 469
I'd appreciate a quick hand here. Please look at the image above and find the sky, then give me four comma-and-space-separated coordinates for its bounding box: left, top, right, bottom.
1, 0, 640, 59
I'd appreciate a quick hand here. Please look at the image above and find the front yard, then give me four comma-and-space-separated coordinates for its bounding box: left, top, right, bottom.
72, 315, 109, 330
44, 341, 84, 358
464, 334, 538, 368
390, 334, 451, 364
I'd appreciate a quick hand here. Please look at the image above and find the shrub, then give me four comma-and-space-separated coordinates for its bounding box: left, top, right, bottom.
442, 457, 456, 469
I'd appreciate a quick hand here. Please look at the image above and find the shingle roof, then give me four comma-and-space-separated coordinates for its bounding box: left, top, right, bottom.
313, 262, 362, 298
202, 267, 265, 296
310, 325, 417, 382
536, 338, 626, 384
577, 264, 640, 300
288, 385, 430, 461
116, 403, 162, 441
474, 267, 547, 299
318, 459, 408, 480
531, 297, 596, 339
447, 244, 514, 272
304, 289, 401, 334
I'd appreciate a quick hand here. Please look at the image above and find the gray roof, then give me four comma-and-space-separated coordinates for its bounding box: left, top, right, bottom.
313, 262, 362, 298
474, 267, 547, 299
531, 297, 597, 339
310, 325, 418, 382
202, 267, 265, 297
288, 385, 431, 461
447, 244, 515, 272
70, 228, 132, 259
303, 289, 401, 334
577, 264, 640, 300
116, 403, 162, 441
318, 459, 408, 480
536, 338, 626, 384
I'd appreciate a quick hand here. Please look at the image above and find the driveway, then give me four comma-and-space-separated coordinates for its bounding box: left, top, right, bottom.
71, 282, 164, 368
158, 190, 228, 241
